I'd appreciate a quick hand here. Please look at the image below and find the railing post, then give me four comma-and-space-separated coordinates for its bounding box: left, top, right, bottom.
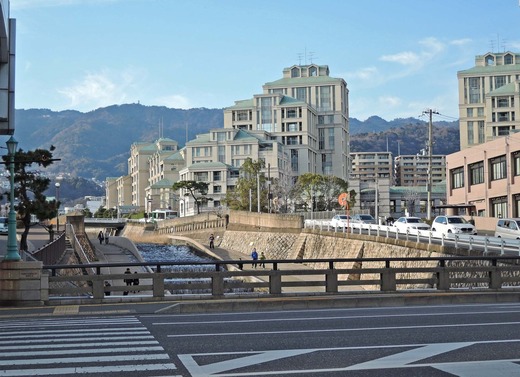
454, 235, 459, 248
153, 274, 165, 297
380, 270, 396, 291
269, 271, 282, 294
212, 274, 224, 296
92, 279, 104, 299
326, 271, 338, 293
436, 260, 449, 290
489, 267, 502, 289
500, 239, 505, 256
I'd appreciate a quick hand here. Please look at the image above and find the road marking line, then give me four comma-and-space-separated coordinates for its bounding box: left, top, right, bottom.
0, 353, 171, 366
168, 320, 520, 337
0, 335, 155, 345
0, 363, 178, 376
52, 305, 79, 315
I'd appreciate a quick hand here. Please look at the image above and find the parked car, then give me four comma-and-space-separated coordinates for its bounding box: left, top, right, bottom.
352, 214, 376, 224
394, 217, 430, 233
495, 218, 520, 240
431, 215, 477, 235
330, 214, 352, 229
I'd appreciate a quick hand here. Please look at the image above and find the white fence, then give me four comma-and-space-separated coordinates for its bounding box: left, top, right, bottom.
304, 219, 520, 256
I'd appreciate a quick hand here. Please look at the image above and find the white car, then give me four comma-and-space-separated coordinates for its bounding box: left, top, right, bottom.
394, 217, 430, 233
330, 214, 352, 229
431, 215, 477, 235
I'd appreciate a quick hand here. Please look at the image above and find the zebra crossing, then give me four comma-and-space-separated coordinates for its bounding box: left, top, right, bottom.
0, 316, 182, 376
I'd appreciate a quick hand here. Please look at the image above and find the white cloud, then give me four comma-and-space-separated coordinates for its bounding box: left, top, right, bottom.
347, 66, 379, 81
154, 94, 192, 109
380, 51, 421, 66
450, 38, 472, 46
57, 67, 144, 111
379, 96, 402, 108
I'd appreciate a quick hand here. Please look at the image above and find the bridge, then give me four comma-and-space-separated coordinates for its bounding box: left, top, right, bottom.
2, 210, 520, 309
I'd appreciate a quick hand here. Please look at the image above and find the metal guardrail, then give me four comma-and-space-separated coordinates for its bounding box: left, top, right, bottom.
43, 255, 520, 300
304, 219, 520, 255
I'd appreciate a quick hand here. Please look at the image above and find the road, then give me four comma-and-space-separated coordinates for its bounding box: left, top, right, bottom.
1, 303, 520, 376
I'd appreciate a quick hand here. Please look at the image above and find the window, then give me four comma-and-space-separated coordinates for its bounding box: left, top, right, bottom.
497, 97, 509, 108
328, 128, 334, 149
296, 87, 306, 102
229, 170, 239, 179
513, 153, 520, 176
467, 121, 474, 145
218, 146, 225, 163
495, 76, 506, 89
286, 108, 297, 118
193, 172, 208, 181
451, 167, 464, 189
468, 77, 481, 103
286, 136, 298, 145
505, 54, 513, 65
478, 121, 485, 143
287, 122, 298, 132
318, 128, 325, 149
291, 67, 300, 78
490, 155, 507, 180
309, 66, 317, 76
217, 132, 226, 142
469, 161, 484, 185
213, 185, 221, 194
291, 149, 299, 172
491, 196, 507, 218
466, 108, 473, 117
213, 171, 221, 181
319, 86, 331, 111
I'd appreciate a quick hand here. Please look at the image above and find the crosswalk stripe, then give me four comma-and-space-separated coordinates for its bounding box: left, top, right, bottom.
0, 363, 179, 376
0, 316, 178, 376
0, 340, 159, 351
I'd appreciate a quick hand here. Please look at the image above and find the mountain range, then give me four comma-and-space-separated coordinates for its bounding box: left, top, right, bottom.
13, 104, 460, 181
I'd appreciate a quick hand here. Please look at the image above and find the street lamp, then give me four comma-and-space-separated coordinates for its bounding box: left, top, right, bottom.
5, 136, 20, 261
55, 182, 61, 234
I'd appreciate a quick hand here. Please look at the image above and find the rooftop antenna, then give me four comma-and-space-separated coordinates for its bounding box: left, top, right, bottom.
308, 51, 316, 64
297, 53, 303, 65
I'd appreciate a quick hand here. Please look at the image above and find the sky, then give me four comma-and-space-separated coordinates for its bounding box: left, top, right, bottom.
9, 0, 520, 121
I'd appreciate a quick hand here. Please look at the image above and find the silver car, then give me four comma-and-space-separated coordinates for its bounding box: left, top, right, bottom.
394, 217, 430, 233
330, 214, 352, 229
352, 214, 376, 224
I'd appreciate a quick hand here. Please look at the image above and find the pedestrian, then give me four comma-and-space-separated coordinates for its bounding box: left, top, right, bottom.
209, 233, 215, 249
251, 247, 258, 268
133, 272, 140, 293
259, 252, 266, 268
104, 281, 111, 296
237, 258, 243, 270
104, 230, 110, 244
123, 268, 132, 295
97, 231, 104, 245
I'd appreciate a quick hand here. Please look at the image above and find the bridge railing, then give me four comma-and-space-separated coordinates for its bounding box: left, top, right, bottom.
304, 219, 520, 255
43, 255, 520, 301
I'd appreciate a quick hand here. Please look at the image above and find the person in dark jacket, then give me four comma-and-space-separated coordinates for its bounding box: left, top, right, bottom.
123, 268, 132, 295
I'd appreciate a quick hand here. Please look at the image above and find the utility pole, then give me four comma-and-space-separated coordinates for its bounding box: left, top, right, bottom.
422, 109, 439, 221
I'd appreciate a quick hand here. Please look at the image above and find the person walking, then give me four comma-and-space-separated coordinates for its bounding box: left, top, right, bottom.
251, 248, 258, 268
97, 231, 104, 245
209, 233, 215, 249
259, 252, 266, 268
123, 268, 132, 295
104, 230, 110, 244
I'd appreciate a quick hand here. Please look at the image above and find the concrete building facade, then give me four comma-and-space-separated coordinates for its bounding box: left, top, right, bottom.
458, 51, 520, 150
446, 132, 520, 220
350, 152, 393, 183
394, 154, 446, 187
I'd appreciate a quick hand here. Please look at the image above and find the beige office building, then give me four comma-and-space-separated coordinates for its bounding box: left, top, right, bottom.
394, 154, 446, 187
224, 64, 350, 180
350, 152, 393, 183
458, 51, 520, 150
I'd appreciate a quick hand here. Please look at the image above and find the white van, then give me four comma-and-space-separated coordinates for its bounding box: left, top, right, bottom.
495, 218, 520, 240
0, 217, 8, 235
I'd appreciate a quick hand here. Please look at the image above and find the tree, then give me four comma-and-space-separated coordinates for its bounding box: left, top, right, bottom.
172, 180, 210, 214
2, 147, 58, 252
225, 158, 265, 212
